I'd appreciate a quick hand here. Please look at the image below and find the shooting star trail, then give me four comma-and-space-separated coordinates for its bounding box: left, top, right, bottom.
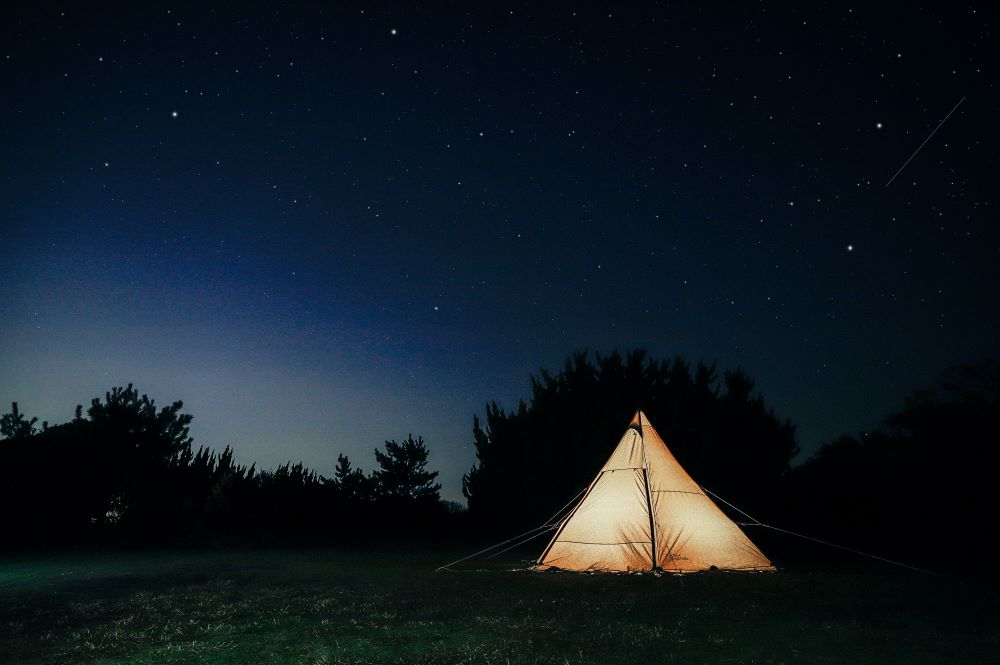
885, 96, 965, 188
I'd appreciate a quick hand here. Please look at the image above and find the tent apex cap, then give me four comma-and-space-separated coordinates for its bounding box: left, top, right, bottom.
629, 410, 647, 428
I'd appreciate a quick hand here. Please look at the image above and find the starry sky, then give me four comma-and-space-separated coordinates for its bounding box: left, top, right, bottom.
2, 4, 997, 501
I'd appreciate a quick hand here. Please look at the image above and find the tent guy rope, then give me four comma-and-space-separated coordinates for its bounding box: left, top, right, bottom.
485, 524, 558, 560
700, 486, 942, 577
435, 486, 587, 572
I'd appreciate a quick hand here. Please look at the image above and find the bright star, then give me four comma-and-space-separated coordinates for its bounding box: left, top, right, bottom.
171, 111, 179, 118
847, 244, 855, 252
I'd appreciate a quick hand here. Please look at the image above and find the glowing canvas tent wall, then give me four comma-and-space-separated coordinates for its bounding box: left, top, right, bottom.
536, 411, 775, 572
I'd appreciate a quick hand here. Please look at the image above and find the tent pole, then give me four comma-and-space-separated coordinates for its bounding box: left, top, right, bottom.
642, 467, 657, 571
639, 415, 658, 571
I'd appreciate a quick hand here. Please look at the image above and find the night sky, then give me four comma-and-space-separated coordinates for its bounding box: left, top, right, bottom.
2, 4, 996, 501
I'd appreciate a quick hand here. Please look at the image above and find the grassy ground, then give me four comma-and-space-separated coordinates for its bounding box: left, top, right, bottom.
0, 545, 996, 664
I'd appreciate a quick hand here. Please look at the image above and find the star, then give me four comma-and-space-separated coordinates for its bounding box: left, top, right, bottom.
390, 28, 398, 36
875, 122, 883, 129
171, 111, 179, 118
847, 244, 855, 252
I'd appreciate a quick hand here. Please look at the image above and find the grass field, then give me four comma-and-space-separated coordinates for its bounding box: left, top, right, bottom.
1, 545, 996, 664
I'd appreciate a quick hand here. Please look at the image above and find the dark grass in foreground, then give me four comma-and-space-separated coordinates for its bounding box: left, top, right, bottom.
1, 547, 997, 664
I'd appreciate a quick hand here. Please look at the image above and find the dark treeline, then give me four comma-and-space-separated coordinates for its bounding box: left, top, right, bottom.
3, 352, 995, 571
783, 357, 999, 568
0, 386, 452, 549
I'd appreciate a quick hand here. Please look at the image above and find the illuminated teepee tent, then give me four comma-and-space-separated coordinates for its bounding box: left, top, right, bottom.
536, 410, 775, 573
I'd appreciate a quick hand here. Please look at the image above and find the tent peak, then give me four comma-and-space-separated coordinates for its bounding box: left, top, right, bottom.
629, 410, 647, 429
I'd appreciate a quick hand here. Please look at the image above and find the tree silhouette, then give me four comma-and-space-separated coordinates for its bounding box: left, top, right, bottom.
331, 453, 374, 503
0, 387, 197, 544
786, 356, 999, 567
463, 350, 798, 532
86, 384, 194, 466
373, 435, 441, 501
81, 384, 196, 536
0, 402, 40, 439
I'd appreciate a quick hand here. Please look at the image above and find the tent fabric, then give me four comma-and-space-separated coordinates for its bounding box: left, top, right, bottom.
536, 411, 775, 573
